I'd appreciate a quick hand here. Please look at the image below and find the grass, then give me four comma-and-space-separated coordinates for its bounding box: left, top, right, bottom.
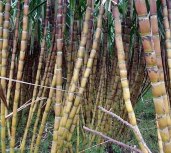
76, 88, 158, 153
0, 88, 157, 152
133, 88, 158, 153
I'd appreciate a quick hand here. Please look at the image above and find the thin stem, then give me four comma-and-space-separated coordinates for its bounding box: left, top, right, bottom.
98, 106, 152, 153
83, 126, 142, 153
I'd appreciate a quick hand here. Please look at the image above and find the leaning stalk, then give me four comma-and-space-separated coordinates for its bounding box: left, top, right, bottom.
57, 5, 104, 152
10, 1, 29, 152
51, 0, 64, 152
112, 2, 150, 152
20, 1, 50, 152
55, 1, 93, 150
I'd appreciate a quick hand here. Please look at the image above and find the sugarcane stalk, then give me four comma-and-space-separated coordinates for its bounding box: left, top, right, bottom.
112, 2, 150, 152
1, 0, 11, 152
56, 5, 105, 152
30, 41, 56, 152
20, 1, 50, 152
0, 0, 4, 69
10, 1, 29, 152
51, 0, 64, 152
134, 0, 171, 152
54, 1, 93, 150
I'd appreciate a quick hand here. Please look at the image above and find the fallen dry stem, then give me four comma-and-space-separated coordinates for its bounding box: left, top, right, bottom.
5, 97, 46, 119
83, 126, 142, 153
98, 106, 134, 129
98, 106, 152, 153
0, 76, 79, 94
